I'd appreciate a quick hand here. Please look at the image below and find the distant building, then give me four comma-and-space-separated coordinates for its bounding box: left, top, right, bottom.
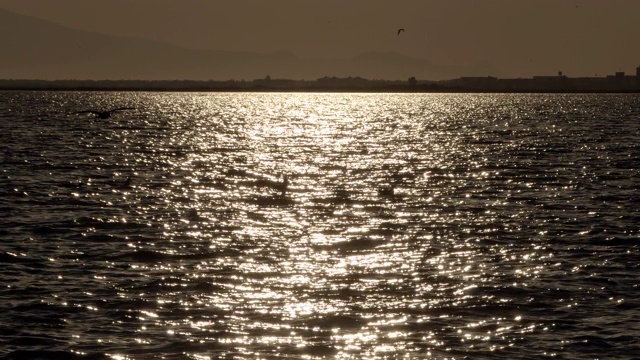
445, 64, 640, 92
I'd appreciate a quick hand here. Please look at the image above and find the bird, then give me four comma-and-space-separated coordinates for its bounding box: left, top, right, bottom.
185, 208, 201, 221
378, 184, 395, 198
75, 107, 135, 119
276, 173, 289, 197
397, 28, 405, 36
248, 173, 290, 196
123, 175, 132, 188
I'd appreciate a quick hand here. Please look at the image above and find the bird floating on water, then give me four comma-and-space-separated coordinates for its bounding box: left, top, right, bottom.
277, 173, 289, 197
378, 184, 395, 198
75, 107, 135, 119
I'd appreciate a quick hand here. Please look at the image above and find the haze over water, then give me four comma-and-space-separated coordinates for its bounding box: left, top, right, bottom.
1, 92, 639, 359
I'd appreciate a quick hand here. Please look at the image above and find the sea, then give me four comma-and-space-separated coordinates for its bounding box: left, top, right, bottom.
0, 91, 638, 360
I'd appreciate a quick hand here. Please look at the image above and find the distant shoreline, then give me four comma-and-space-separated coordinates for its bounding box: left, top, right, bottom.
1, 76, 640, 93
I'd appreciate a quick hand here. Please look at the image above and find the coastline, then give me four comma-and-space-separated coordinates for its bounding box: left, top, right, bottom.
2, 76, 640, 93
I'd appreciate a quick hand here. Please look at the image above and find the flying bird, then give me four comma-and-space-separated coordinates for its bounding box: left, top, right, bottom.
75, 107, 135, 119
397, 28, 405, 36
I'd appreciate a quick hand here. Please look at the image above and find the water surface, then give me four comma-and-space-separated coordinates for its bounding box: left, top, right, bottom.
1, 92, 639, 359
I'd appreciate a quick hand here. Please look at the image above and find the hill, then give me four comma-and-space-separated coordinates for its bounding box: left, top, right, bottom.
0, 9, 495, 81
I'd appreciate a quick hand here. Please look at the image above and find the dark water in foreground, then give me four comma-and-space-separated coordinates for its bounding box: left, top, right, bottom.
0, 91, 639, 359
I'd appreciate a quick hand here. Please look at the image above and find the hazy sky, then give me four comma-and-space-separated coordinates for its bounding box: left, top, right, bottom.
2, 0, 640, 77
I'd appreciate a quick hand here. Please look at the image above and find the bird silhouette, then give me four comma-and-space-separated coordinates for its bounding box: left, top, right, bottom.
397, 28, 405, 36
378, 184, 395, 198
75, 107, 135, 119
276, 173, 289, 197
123, 175, 132, 188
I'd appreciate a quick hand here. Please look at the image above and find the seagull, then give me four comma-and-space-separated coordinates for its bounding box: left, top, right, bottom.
75, 107, 135, 119
397, 28, 405, 36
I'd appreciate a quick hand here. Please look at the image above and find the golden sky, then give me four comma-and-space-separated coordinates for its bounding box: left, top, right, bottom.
1, 0, 640, 78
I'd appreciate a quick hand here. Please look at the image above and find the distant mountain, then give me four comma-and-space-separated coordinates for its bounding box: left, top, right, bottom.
0, 9, 496, 81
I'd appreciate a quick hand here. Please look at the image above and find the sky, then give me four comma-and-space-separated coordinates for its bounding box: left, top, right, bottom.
1, 0, 640, 78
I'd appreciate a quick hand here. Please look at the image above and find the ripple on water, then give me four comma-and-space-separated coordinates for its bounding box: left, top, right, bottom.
0, 92, 639, 358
